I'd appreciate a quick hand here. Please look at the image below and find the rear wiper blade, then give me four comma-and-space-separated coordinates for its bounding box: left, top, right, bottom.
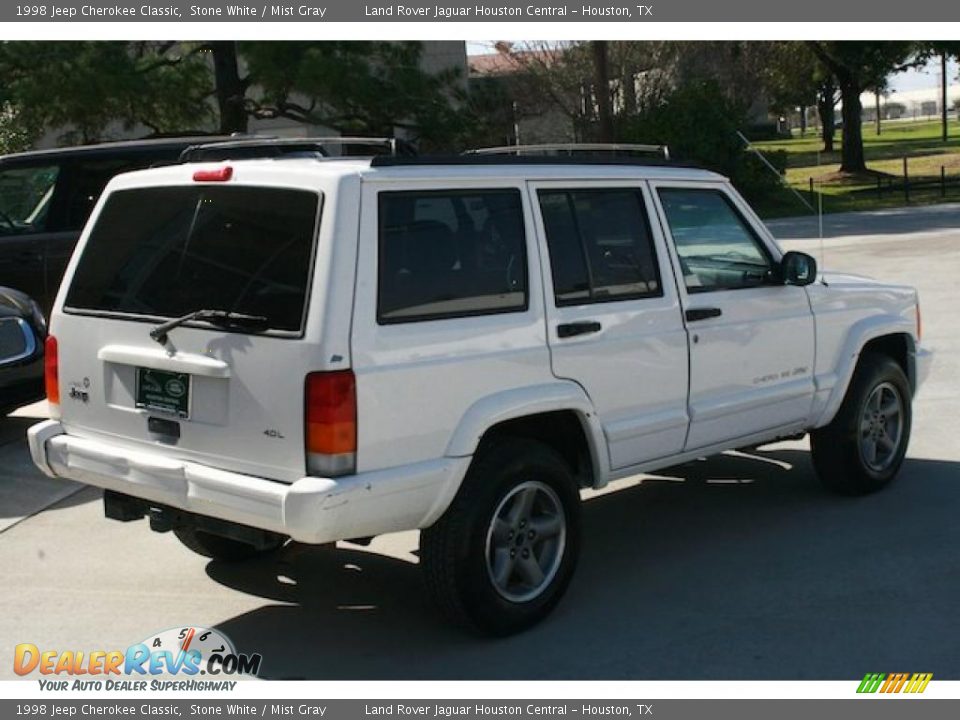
150, 309, 269, 345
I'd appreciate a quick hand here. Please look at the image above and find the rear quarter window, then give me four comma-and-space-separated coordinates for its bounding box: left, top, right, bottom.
377, 189, 528, 324
65, 185, 320, 334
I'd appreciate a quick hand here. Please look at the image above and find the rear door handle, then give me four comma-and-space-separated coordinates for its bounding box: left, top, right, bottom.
557, 321, 602, 338
685, 307, 722, 322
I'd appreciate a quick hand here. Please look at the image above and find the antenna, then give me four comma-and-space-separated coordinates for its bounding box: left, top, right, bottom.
816, 147, 826, 284
736, 129, 826, 283
736, 130, 815, 213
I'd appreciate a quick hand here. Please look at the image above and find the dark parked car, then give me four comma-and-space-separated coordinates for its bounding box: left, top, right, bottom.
0, 136, 228, 314
0, 286, 46, 415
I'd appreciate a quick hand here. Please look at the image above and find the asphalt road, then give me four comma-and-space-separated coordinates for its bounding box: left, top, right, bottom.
1, 207, 958, 680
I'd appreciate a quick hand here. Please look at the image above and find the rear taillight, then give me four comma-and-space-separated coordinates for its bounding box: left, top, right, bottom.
44, 335, 60, 408
305, 370, 356, 477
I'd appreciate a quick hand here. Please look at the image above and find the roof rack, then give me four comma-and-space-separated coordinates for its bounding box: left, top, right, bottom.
369, 154, 697, 170
178, 136, 413, 163
466, 143, 671, 161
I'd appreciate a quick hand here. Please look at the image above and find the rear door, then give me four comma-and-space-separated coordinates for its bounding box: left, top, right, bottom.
53, 177, 327, 482
650, 181, 815, 450
529, 180, 689, 470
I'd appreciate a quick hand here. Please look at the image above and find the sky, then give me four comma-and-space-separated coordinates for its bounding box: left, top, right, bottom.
890, 56, 959, 93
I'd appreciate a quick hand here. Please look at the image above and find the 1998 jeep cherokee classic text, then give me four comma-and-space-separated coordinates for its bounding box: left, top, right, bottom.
28, 141, 932, 635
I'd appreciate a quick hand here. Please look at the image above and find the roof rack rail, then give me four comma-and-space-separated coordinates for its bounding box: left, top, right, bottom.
369, 154, 697, 170
179, 136, 413, 163
466, 143, 670, 161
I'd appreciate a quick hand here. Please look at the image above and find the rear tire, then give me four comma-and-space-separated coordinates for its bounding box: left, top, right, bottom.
173, 527, 283, 562
811, 352, 912, 495
420, 437, 581, 636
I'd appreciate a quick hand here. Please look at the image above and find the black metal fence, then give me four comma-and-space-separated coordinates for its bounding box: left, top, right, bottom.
806, 161, 960, 205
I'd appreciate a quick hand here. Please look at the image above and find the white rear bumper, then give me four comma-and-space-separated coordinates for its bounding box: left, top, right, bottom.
28, 420, 468, 544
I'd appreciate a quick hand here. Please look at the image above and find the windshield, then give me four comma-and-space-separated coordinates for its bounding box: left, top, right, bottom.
65, 185, 321, 333
0, 164, 59, 235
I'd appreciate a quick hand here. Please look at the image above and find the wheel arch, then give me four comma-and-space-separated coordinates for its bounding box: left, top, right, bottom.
444, 382, 608, 490
814, 315, 916, 428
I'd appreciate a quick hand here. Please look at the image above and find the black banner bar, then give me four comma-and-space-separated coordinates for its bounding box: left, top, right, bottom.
3, 1, 960, 23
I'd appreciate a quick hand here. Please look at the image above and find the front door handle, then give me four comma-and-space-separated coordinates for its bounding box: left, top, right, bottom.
557, 321, 602, 338
685, 307, 722, 322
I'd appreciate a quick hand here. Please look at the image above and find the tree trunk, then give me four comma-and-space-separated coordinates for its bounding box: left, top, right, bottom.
799, 105, 807, 137
817, 83, 836, 153
211, 41, 248, 134
622, 65, 638, 116
839, 79, 866, 173
875, 90, 881, 135
942, 53, 949, 143
591, 41, 614, 142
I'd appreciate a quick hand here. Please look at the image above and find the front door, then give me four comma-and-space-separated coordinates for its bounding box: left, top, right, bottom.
650, 182, 816, 451
530, 181, 689, 470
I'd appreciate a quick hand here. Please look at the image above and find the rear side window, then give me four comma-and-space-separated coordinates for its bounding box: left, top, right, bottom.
65, 186, 320, 333
55, 159, 149, 232
377, 190, 528, 324
538, 188, 661, 306
0, 164, 59, 235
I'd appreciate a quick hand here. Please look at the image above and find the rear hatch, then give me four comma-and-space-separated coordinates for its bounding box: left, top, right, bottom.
53, 178, 322, 482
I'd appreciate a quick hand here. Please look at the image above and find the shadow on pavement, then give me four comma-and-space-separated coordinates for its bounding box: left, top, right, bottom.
0, 416, 92, 526
0, 415, 36, 447
766, 203, 960, 240
209, 449, 960, 680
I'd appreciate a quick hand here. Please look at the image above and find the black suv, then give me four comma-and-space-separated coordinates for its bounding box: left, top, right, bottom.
0, 137, 227, 314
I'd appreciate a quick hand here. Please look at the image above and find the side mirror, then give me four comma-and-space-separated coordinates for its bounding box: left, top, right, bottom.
780, 251, 817, 286
0, 317, 38, 367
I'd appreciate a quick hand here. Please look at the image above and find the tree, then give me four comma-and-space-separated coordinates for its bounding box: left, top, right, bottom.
231, 41, 466, 147
208, 41, 248, 134
0, 41, 469, 150
0, 42, 213, 145
921, 43, 960, 142
492, 41, 677, 141
591, 41, 615, 142
806, 42, 920, 173
762, 42, 839, 152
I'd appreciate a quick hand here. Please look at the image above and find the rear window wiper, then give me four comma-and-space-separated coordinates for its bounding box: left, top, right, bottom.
150, 309, 270, 345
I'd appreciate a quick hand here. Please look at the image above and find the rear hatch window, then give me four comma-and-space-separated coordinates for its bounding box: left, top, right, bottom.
65, 185, 320, 334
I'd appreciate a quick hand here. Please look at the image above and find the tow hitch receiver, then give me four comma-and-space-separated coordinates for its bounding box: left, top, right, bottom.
103, 490, 286, 550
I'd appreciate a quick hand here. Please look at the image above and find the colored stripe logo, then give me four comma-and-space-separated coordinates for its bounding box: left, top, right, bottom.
857, 672, 933, 694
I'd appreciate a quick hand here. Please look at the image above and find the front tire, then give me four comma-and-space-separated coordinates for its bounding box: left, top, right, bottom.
420, 437, 581, 636
811, 352, 912, 495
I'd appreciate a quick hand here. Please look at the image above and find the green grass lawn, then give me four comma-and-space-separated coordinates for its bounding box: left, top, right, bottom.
752, 119, 960, 217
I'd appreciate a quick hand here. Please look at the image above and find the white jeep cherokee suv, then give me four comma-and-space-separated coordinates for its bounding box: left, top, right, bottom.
28, 141, 932, 635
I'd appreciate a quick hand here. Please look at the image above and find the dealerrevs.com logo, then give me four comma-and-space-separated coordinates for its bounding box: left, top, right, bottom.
857, 673, 933, 694
14, 627, 262, 690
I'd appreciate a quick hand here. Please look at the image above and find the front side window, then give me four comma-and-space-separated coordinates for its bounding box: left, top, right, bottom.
65, 186, 320, 333
538, 188, 661, 306
657, 188, 774, 293
377, 189, 528, 323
